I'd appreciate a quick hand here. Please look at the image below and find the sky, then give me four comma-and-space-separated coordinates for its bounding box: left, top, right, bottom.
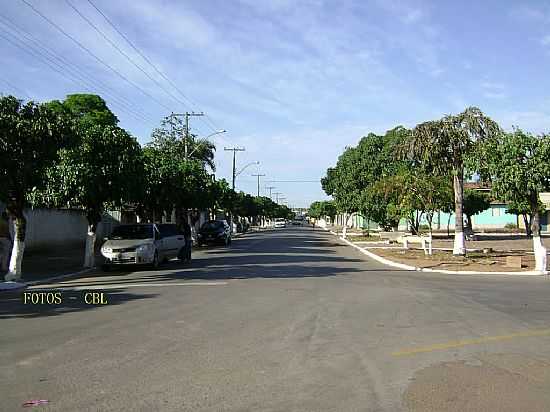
1, 0, 550, 208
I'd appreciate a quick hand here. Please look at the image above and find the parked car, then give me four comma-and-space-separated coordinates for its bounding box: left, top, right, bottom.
197, 220, 232, 246
274, 218, 286, 228
100, 223, 186, 270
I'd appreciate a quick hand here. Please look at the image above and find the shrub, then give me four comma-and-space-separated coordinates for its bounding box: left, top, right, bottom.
504, 223, 518, 230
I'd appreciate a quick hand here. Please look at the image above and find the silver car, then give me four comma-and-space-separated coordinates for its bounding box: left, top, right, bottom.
101, 223, 186, 270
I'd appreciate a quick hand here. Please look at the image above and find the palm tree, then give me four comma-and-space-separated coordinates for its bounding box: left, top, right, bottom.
405, 107, 500, 255
186, 135, 216, 171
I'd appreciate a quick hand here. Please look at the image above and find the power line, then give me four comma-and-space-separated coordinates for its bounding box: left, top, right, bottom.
64, 0, 189, 112
265, 180, 320, 183
0, 15, 154, 123
0, 20, 154, 125
0, 76, 30, 99
20, 0, 175, 113
85, 0, 221, 134
0, 30, 149, 125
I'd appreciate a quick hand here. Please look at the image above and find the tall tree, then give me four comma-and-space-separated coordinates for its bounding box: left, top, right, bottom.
406, 107, 501, 255
478, 128, 550, 272
0, 96, 72, 280
45, 94, 118, 128
39, 125, 143, 268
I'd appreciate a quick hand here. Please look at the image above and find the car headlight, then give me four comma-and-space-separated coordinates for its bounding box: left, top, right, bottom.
102, 246, 112, 253
197, 233, 203, 238
136, 244, 152, 253
217, 232, 225, 237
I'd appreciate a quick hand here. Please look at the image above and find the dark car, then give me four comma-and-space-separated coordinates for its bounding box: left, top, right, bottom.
197, 220, 231, 246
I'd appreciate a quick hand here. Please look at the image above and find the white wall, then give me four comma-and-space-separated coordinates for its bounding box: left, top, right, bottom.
8, 208, 120, 251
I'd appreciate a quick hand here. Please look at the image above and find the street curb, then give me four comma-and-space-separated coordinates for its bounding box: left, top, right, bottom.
323, 227, 544, 276
0, 267, 96, 292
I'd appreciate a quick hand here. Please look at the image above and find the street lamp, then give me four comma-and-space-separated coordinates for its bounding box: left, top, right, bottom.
187, 130, 227, 159
235, 161, 260, 178
206, 129, 226, 139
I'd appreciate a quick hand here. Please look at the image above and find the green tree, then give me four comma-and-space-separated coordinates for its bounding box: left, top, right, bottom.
150, 117, 216, 171
308, 200, 337, 224
45, 94, 118, 128
39, 125, 143, 268
463, 189, 491, 230
322, 132, 390, 237
505, 200, 545, 236
0, 96, 72, 280
406, 107, 501, 255
478, 128, 550, 272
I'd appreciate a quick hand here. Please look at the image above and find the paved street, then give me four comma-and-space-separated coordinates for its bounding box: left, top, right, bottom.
2, 226, 550, 411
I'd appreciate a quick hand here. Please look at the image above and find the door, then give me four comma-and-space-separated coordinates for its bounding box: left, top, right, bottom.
158, 224, 184, 258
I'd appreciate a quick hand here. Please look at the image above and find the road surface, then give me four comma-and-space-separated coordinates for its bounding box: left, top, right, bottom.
2, 226, 550, 411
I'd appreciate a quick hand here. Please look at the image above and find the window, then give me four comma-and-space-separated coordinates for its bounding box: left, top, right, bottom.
491, 207, 501, 217
158, 224, 178, 238
110, 225, 153, 240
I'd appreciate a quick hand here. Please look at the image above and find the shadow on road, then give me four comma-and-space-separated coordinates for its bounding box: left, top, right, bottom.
0, 289, 158, 319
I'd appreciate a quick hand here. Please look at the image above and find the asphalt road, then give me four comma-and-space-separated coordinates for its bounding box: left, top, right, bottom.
2, 226, 550, 411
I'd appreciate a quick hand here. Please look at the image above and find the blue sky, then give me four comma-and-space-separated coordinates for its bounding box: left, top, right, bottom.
1, 0, 550, 207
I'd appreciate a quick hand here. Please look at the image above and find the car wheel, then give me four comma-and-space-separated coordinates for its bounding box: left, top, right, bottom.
101, 263, 110, 272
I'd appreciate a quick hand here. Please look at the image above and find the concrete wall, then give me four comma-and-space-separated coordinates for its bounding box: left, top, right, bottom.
2, 208, 122, 251
24, 209, 88, 250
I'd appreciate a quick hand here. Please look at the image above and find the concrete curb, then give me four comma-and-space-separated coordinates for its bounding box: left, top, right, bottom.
324, 227, 544, 276
0, 267, 96, 292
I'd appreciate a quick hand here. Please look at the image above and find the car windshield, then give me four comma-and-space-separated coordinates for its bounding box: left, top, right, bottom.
201, 221, 224, 231
110, 225, 153, 240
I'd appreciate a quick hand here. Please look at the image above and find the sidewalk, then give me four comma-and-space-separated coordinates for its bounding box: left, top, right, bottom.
0, 245, 101, 284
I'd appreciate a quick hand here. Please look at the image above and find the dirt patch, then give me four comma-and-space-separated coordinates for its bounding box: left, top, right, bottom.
349, 235, 385, 242
431, 234, 550, 252
374, 248, 537, 272
405, 353, 550, 412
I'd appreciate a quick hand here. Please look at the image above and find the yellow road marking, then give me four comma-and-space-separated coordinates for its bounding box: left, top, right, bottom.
392, 329, 550, 357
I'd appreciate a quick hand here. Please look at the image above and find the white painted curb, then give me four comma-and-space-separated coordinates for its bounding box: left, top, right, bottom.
323, 227, 543, 276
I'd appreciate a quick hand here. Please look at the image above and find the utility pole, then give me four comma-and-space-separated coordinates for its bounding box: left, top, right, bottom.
251, 174, 266, 197
184, 112, 203, 159
265, 186, 276, 199
168, 112, 204, 159
273, 192, 282, 203
224, 147, 245, 190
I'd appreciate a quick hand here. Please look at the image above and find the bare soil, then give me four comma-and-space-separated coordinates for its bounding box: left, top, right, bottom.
374, 248, 539, 272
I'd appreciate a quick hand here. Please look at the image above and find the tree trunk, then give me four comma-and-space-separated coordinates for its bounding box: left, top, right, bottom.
84, 210, 101, 268
452, 170, 466, 255
426, 212, 433, 238
342, 213, 351, 239
366, 217, 370, 236
466, 215, 472, 230
5, 211, 26, 281
522, 213, 533, 237
530, 197, 547, 273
